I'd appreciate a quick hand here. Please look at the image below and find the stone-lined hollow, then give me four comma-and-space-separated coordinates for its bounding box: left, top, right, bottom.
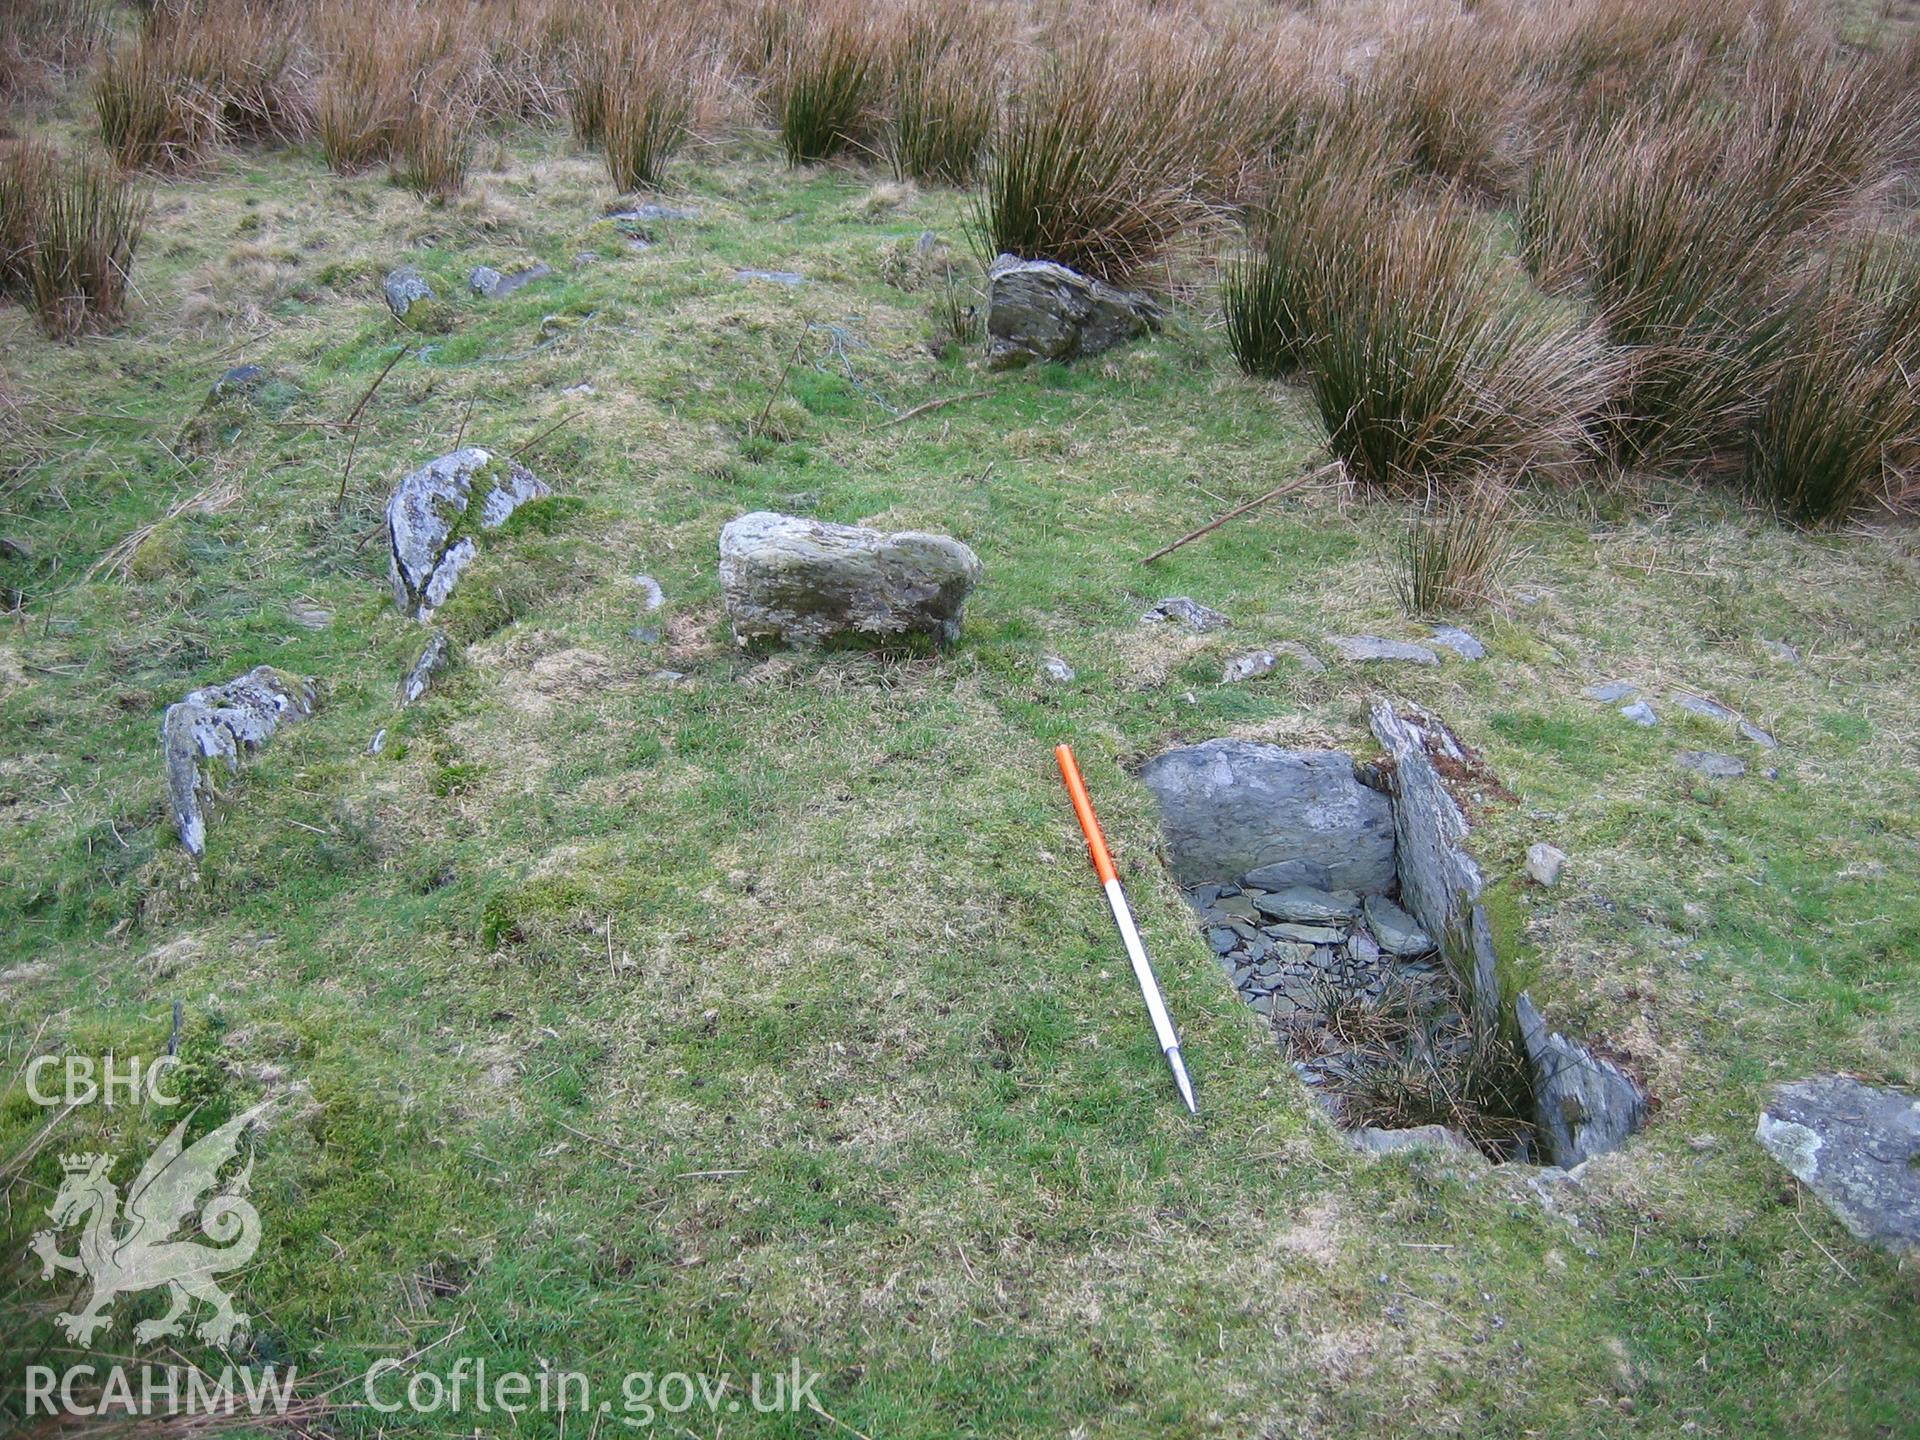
1139, 701, 1647, 1168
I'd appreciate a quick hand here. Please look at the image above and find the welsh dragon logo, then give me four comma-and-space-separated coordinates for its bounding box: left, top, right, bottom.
29, 1103, 269, 1349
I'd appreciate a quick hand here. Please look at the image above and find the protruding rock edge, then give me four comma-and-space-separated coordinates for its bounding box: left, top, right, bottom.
162, 666, 316, 859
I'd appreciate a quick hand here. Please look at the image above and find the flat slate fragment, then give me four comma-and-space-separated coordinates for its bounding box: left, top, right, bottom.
1758, 1075, 1920, 1254
1328, 635, 1439, 665
1676, 750, 1746, 778
1583, 680, 1638, 703
1429, 625, 1485, 660
1142, 596, 1230, 632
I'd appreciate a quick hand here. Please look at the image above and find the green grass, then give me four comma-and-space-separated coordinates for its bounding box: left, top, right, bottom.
2, 127, 1919, 1439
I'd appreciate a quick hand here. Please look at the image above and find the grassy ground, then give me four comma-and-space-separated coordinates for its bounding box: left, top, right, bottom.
3, 120, 1919, 1438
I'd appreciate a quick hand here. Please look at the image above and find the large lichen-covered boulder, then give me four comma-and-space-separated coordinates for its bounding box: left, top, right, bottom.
1758, 1075, 1920, 1254
985, 254, 1162, 369
386, 447, 550, 621
1137, 740, 1398, 893
717, 511, 982, 648
163, 666, 315, 858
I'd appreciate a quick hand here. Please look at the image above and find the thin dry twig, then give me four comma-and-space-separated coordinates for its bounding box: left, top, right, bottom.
1142, 461, 1340, 564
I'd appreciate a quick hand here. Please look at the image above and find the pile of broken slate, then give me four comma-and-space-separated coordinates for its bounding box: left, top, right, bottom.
1183, 877, 1460, 1076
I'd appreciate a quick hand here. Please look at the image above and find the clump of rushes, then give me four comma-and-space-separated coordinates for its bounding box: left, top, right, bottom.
1306, 194, 1616, 493
889, 32, 999, 186
93, 26, 218, 172
24, 155, 148, 340
579, 16, 705, 191
0, 140, 55, 299
1393, 479, 1515, 615
317, 41, 409, 172
1, 0, 111, 104
978, 39, 1203, 286
772, 0, 891, 165
1520, 52, 1917, 472
316, 0, 458, 175
94, 1, 311, 172
393, 89, 476, 199
1746, 243, 1920, 525
1224, 118, 1402, 378
1368, 15, 1529, 195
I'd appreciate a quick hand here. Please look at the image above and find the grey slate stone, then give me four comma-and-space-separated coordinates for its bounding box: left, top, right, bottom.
1328, 635, 1440, 665
1676, 750, 1746, 778
469, 262, 553, 298
1138, 740, 1396, 891
1757, 1075, 1920, 1254
1739, 720, 1779, 749
1672, 692, 1738, 723
1346, 1124, 1479, 1157
1274, 641, 1327, 673
383, 266, 434, 319
1620, 700, 1658, 727
1041, 654, 1076, 684
386, 447, 551, 621
607, 202, 700, 222
1253, 885, 1360, 925
1517, 992, 1648, 1168
163, 666, 315, 858
985, 253, 1162, 368
736, 268, 806, 286
717, 511, 982, 648
1583, 680, 1638, 703
1142, 596, 1230, 632
1260, 920, 1348, 946
210, 364, 266, 399
399, 629, 451, 705
1429, 625, 1485, 661
1525, 842, 1567, 887
1362, 895, 1433, 957
1222, 650, 1276, 684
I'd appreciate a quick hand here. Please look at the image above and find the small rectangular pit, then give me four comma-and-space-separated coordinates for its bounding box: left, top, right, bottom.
1140, 704, 1647, 1166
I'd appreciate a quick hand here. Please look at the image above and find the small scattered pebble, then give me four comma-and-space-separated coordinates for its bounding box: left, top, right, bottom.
1222, 650, 1276, 684
1526, 842, 1568, 887
1041, 654, 1076, 684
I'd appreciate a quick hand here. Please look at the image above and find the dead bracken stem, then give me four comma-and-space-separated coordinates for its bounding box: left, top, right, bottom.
752, 327, 810, 438
333, 344, 408, 516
